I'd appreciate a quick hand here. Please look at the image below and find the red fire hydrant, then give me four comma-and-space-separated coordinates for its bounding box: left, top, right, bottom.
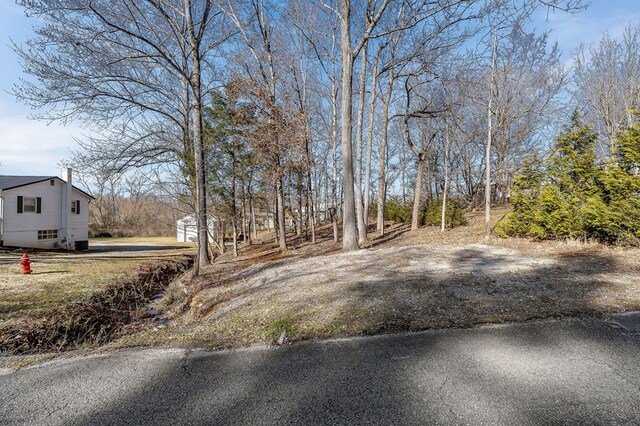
19, 253, 32, 274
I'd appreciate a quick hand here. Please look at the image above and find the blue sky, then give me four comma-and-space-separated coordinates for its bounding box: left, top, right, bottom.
0, 1, 87, 176
0, 0, 639, 176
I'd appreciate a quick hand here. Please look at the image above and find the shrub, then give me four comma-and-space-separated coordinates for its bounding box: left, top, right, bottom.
496, 113, 640, 245
423, 198, 468, 229
376, 197, 468, 229
383, 198, 413, 224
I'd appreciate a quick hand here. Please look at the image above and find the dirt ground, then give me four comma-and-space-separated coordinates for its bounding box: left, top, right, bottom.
112, 208, 640, 350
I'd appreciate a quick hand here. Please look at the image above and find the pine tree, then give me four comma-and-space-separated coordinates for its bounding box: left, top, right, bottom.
596, 123, 640, 242
496, 113, 640, 244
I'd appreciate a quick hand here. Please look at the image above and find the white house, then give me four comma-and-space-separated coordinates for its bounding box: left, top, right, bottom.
0, 169, 93, 250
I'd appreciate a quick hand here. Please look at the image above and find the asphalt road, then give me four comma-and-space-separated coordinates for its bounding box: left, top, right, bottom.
0, 242, 191, 264
2, 316, 640, 425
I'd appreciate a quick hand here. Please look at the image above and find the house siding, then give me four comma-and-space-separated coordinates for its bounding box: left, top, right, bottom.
68, 192, 89, 244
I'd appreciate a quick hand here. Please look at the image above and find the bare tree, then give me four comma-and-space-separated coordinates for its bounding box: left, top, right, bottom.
486, 28, 497, 235
376, 37, 399, 235
217, 0, 293, 250
363, 44, 385, 231
354, 38, 370, 245
13, 0, 230, 274
574, 23, 640, 156
336, 0, 395, 250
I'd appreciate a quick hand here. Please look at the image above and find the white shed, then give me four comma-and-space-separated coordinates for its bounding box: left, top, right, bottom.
176, 214, 217, 243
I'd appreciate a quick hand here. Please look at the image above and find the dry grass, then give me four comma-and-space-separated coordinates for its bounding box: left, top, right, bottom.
90, 236, 193, 246
113, 209, 640, 351
0, 240, 195, 355
0, 258, 142, 328
0, 257, 192, 354
7, 210, 639, 356
388, 206, 629, 256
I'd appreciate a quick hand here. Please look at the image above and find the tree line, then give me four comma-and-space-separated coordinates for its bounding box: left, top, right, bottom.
21, 0, 640, 274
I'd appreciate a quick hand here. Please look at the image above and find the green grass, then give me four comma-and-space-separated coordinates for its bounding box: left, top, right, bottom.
269, 315, 300, 341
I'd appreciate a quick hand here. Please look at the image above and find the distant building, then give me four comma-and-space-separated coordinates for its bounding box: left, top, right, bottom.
177, 211, 278, 243
176, 214, 217, 243
0, 169, 93, 250
254, 211, 275, 231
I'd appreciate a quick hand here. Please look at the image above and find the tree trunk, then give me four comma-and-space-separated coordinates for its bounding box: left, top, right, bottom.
276, 175, 287, 251
354, 41, 368, 245
232, 217, 238, 257
441, 121, 450, 233
185, 0, 209, 273
426, 145, 433, 201
241, 177, 249, 245
297, 173, 303, 237
339, 0, 359, 251
307, 169, 316, 244
247, 173, 255, 241
324, 166, 330, 225
331, 74, 339, 244
377, 67, 394, 235
401, 141, 406, 203
314, 168, 321, 225
486, 31, 497, 235
219, 220, 225, 255
364, 50, 380, 230
250, 192, 257, 239
273, 185, 279, 241
231, 153, 238, 257
411, 155, 424, 231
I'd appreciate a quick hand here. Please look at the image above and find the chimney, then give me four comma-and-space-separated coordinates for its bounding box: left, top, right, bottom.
60, 167, 73, 248
61, 167, 72, 184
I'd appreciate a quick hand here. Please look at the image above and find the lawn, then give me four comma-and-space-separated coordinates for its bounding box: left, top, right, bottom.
0, 239, 194, 354
0, 257, 146, 328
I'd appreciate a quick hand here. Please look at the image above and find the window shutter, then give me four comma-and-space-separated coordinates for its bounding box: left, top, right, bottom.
76, 200, 80, 215
17, 196, 23, 213
36, 197, 42, 214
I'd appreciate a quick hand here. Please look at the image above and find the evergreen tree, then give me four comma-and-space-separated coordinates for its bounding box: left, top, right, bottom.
494, 155, 545, 238
496, 113, 640, 244
596, 123, 640, 242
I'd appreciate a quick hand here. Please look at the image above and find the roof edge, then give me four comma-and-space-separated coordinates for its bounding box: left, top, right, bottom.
0, 177, 95, 199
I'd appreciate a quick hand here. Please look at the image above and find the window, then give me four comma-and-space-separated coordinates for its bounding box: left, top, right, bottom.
71, 200, 80, 214
38, 230, 58, 240
50, 179, 55, 186
23, 197, 36, 212
17, 196, 41, 214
